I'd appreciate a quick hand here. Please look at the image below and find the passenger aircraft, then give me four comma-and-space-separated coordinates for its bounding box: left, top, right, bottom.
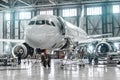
0, 15, 120, 58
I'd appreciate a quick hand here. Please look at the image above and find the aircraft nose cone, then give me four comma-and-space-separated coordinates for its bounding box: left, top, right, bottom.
25, 33, 42, 48
25, 25, 58, 48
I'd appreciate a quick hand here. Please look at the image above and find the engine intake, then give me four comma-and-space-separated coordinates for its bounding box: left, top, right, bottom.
95, 42, 114, 56
12, 43, 34, 58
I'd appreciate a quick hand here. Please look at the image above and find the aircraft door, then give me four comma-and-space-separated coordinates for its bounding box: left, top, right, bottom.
57, 17, 66, 35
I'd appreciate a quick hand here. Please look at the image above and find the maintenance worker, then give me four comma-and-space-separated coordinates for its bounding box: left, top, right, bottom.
27, 54, 31, 64
41, 49, 51, 68
17, 53, 22, 65
87, 52, 94, 64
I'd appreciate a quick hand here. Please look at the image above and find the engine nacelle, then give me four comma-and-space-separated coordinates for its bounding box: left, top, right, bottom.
95, 41, 114, 56
12, 43, 34, 58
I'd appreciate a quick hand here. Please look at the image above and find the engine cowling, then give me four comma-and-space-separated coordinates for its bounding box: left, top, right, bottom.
12, 43, 34, 58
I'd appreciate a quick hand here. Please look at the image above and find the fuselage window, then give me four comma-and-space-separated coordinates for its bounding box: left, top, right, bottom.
28, 21, 35, 25
36, 20, 45, 25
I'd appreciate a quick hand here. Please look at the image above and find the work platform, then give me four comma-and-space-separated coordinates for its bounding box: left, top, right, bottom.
0, 59, 120, 80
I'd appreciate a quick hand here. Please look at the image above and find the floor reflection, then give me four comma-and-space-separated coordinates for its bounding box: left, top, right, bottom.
0, 59, 120, 80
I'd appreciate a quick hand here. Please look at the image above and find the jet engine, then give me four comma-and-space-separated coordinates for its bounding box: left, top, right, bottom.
95, 41, 114, 56
12, 43, 34, 58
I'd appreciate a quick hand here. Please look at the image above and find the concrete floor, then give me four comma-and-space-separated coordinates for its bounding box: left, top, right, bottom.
0, 59, 120, 80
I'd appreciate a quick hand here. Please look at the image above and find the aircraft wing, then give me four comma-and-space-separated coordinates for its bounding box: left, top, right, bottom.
0, 39, 25, 43
103, 36, 120, 41
87, 33, 112, 38
79, 36, 120, 44
78, 38, 100, 44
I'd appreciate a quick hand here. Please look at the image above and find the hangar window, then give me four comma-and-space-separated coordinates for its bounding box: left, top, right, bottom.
113, 5, 120, 13
62, 8, 77, 17
19, 12, 31, 19
5, 13, 10, 20
40, 10, 53, 15
87, 7, 102, 15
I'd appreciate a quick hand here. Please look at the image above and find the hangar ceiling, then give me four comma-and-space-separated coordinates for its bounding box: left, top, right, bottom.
0, 0, 120, 11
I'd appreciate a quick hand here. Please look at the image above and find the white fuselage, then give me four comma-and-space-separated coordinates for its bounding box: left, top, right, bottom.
25, 15, 87, 49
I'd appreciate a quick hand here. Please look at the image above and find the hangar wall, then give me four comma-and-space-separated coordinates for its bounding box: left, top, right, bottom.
1, 1, 120, 56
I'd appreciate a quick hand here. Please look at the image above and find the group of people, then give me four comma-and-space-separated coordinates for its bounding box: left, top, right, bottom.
17, 49, 51, 68
41, 49, 51, 68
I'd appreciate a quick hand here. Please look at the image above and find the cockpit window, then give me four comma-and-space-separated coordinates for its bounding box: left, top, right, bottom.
29, 19, 56, 27
36, 20, 45, 25
46, 20, 55, 27
51, 21, 55, 26
28, 21, 35, 25
46, 20, 51, 25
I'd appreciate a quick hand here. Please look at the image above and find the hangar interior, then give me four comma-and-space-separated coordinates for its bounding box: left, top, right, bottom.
0, 0, 120, 80
0, 0, 120, 57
